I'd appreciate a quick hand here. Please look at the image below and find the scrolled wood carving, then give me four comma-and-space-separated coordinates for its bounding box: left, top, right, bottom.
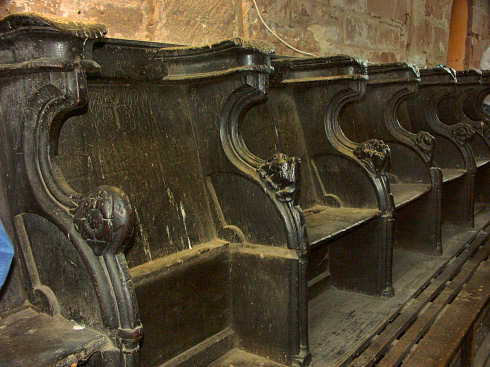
415, 130, 435, 159
451, 123, 475, 146
354, 139, 391, 174
257, 153, 301, 203
74, 186, 134, 256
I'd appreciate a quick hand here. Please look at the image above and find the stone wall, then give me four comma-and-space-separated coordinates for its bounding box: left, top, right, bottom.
1, 0, 488, 67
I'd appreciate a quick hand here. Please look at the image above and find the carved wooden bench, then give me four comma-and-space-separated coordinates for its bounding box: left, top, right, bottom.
460, 69, 490, 141
437, 69, 490, 213
243, 56, 395, 297
0, 13, 310, 367
398, 67, 476, 228
340, 62, 442, 255
1, 13, 489, 367
0, 14, 133, 367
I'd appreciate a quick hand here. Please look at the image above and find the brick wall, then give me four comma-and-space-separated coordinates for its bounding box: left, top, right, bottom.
467, 0, 490, 68
1, 0, 488, 67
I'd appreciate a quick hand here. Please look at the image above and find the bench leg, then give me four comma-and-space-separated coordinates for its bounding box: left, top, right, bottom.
329, 214, 394, 297
442, 171, 475, 228
394, 167, 443, 255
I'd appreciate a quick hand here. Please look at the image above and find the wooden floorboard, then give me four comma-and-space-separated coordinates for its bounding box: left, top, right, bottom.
309, 209, 489, 367
402, 260, 490, 367
348, 231, 488, 367
375, 242, 490, 367
204, 211, 490, 367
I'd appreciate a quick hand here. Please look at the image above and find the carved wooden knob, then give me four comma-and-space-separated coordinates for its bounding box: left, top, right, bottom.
415, 131, 435, 159
354, 139, 391, 174
74, 186, 134, 256
451, 123, 475, 146
257, 153, 301, 202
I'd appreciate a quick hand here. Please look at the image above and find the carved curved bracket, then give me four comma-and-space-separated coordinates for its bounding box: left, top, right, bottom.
353, 139, 391, 175
73, 186, 135, 256
384, 87, 435, 165
13, 14, 142, 364
220, 80, 310, 364
451, 123, 475, 146
0, 13, 107, 39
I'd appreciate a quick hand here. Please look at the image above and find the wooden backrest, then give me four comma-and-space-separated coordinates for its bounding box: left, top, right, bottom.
242, 56, 382, 210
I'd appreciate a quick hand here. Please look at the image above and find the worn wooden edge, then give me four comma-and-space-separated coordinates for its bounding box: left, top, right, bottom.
456, 69, 483, 84
281, 74, 368, 85
158, 328, 235, 367
0, 12, 106, 39
419, 67, 457, 85
130, 240, 230, 287
273, 55, 366, 69
130, 241, 298, 288
162, 65, 274, 82
229, 242, 298, 260
0, 58, 100, 76
367, 78, 420, 86
366, 63, 421, 84
155, 38, 275, 56
0, 307, 110, 367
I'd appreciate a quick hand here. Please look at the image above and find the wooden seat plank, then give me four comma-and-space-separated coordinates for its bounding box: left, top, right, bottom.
0, 307, 108, 367
376, 241, 490, 367
304, 206, 380, 246
402, 260, 490, 367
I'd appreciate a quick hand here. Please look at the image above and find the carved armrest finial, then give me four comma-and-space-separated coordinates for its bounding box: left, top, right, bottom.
354, 139, 391, 174
451, 123, 475, 146
74, 186, 135, 256
483, 123, 490, 140
415, 131, 436, 160
257, 153, 301, 203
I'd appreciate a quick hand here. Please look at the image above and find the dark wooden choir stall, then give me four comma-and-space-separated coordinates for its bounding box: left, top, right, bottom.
0, 13, 488, 367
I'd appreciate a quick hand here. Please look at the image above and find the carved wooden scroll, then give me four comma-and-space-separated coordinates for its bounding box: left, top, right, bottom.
0, 13, 142, 366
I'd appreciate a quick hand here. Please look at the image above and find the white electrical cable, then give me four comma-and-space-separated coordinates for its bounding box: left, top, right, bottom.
251, 0, 318, 57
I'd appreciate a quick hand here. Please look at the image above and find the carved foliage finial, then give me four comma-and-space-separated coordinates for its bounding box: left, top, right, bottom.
74, 186, 134, 256
257, 153, 301, 203
451, 123, 475, 146
354, 139, 391, 174
415, 131, 435, 159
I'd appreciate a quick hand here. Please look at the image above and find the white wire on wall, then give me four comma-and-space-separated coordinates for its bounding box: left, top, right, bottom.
250, 0, 318, 57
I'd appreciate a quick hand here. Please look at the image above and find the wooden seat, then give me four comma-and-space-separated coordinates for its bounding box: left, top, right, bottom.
243, 56, 395, 297
0, 13, 489, 367
0, 12, 309, 367
0, 307, 108, 367
304, 206, 380, 246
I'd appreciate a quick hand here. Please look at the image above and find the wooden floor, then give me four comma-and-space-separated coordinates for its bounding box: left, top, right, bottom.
206, 207, 490, 367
